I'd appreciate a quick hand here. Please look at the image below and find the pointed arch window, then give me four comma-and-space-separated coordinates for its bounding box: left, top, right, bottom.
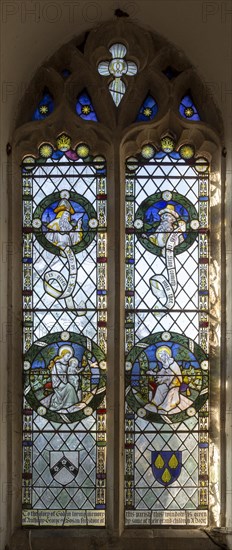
13, 20, 223, 536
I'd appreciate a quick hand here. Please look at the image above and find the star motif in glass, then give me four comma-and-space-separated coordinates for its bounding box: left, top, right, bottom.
76, 90, 98, 121
179, 93, 200, 121
32, 90, 54, 121
136, 95, 158, 122
39, 105, 49, 115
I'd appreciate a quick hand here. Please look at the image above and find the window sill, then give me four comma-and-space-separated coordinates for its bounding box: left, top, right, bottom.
10, 528, 224, 550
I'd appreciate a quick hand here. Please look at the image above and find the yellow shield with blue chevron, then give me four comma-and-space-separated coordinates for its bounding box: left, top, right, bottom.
151, 451, 182, 486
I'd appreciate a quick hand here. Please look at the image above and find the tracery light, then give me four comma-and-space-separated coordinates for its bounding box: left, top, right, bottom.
136, 95, 158, 122
32, 89, 54, 121
179, 93, 200, 121
98, 43, 137, 106
76, 90, 98, 121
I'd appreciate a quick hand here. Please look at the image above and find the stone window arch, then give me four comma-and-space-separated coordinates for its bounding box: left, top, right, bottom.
10, 19, 225, 549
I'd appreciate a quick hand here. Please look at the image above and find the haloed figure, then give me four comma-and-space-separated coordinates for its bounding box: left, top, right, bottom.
146, 346, 192, 414
147, 346, 182, 412
46, 198, 83, 249
48, 345, 84, 412
143, 204, 186, 252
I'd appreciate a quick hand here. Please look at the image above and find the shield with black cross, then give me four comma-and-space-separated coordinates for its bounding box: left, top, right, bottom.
49, 451, 79, 485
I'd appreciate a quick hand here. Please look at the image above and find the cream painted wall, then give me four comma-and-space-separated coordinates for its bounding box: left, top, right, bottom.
0, 1, 231, 549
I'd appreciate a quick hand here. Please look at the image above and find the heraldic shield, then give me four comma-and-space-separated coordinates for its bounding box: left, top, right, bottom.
50, 451, 79, 485
151, 451, 182, 487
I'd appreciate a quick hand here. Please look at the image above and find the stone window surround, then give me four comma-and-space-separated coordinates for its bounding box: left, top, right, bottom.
8, 20, 225, 550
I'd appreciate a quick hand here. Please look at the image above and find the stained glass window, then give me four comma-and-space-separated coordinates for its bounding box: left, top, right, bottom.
22, 134, 107, 527
76, 90, 98, 121
136, 95, 158, 122
163, 67, 180, 80
61, 69, 71, 79
32, 88, 54, 121
19, 19, 221, 535
98, 43, 137, 106
179, 93, 200, 121
125, 139, 209, 526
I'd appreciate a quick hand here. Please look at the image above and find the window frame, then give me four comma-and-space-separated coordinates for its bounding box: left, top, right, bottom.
8, 19, 225, 547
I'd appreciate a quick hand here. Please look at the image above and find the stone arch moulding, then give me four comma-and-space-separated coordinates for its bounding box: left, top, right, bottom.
10, 18, 225, 550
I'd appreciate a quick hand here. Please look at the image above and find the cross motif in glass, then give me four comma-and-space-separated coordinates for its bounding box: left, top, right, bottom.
98, 43, 137, 106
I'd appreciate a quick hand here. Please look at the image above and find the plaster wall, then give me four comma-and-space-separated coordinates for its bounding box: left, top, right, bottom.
0, 1, 231, 549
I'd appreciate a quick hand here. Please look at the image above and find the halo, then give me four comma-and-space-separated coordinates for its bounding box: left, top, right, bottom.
59, 345, 74, 356
156, 346, 172, 360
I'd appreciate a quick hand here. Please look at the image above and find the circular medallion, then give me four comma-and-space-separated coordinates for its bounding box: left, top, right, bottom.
84, 406, 93, 416
201, 360, 208, 371
179, 144, 195, 160
33, 191, 98, 256
195, 157, 209, 173
89, 218, 98, 229
76, 143, 90, 159
125, 332, 208, 424
23, 332, 106, 423
24, 361, 31, 371
162, 191, 172, 201
187, 407, 196, 417
190, 219, 200, 230
126, 157, 139, 172
135, 191, 199, 257
141, 144, 155, 160
138, 408, 146, 418
93, 156, 105, 170
32, 218, 42, 229
134, 219, 143, 229
37, 406, 47, 416
61, 331, 70, 341
184, 107, 194, 118
39, 143, 53, 159
109, 58, 127, 77
60, 190, 70, 200
162, 332, 171, 341
22, 156, 36, 171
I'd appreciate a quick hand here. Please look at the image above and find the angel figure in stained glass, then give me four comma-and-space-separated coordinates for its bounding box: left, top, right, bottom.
146, 346, 192, 413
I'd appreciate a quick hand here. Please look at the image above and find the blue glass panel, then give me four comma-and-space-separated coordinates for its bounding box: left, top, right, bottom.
61, 68, 71, 78
179, 93, 200, 121
163, 66, 180, 80
136, 95, 158, 122
32, 90, 54, 121
76, 90, 98, 121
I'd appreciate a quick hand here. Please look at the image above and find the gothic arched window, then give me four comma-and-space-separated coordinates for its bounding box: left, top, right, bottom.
12, 19, 223, 542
